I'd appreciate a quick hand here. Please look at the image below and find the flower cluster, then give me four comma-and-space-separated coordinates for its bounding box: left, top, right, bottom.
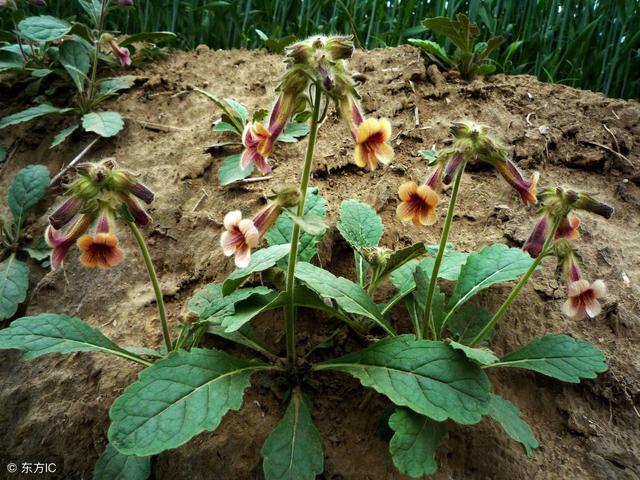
240, 35, 394, 175
523, 187, 613, 320
46, 159, 154, 269
397, 120, 539, 226
221, 186, 301, 268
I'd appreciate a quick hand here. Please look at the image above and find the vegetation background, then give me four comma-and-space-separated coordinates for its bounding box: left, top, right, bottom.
4, 0, 637, 99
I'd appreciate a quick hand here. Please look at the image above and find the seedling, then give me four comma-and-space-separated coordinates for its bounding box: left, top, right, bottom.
0, 0, 175, 145
0, 164, 50, 320
409, 13, 505, 79
0, 36, 612, 479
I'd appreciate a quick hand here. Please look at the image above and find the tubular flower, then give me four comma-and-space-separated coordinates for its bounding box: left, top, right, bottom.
241, 121, 273, 174
220, 211, 260, 268
49, 197, 82, 230
573, 192, 614, 219
354, 118, 394, 170
555, 212, 580, 240
109, 40, 131, 67
493, 159, 539, 206
522, 215, 549, 258
396, 179, 439, 226
562, 279, 607, 320
442, 152, 463, 185
46, 215, 94, 269
338, 92, 365, 140
77, 212, 125, 269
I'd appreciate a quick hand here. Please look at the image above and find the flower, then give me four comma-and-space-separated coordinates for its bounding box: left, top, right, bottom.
109, 40, 131, 67
573, 192, 614, 219
49, 197, 81, 230
522, 215, 549, 258
493, 159, 539, 206
354, 118, 394, 170
396, 180, 439, 226
220, 211, 260, 268
241, 121, 273, 174
77, 212, 125, 269
442, 152, 463, 184
337, 92, 365, 140
555, 212, 580, 240
562, 279, 607, 320
46, 215, 94, 269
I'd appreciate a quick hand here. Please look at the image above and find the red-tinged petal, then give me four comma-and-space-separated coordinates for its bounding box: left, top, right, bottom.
354, 144, 368, 168
398, 181, 418, 201
584, 299, 602, 318
562, 298, 584, 320
378, 118, 392, 142
443, 153, 463, 185
78, 233, 124, 269
555, 213, 580, 240
223, 210, 242, 230
129, 182, 155, 204
375, 142, 394, 165
523, 216, 549, 258
591, 279, 607, 298
396, 202, 415, 224
253, 153, 272, 175
49, 197, 81, 229
238, 219, 259, 247
220, 231, 238, 256
125, 196, 152, 226
234, 245, 251, 268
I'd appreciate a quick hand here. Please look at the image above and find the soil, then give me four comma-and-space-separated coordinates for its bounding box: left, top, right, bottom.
1, 45, 639, 480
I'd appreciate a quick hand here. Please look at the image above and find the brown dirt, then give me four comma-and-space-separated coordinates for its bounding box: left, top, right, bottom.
1, 45, 639, 480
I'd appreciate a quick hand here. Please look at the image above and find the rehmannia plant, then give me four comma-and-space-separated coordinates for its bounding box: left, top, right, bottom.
0, 36, 613, 479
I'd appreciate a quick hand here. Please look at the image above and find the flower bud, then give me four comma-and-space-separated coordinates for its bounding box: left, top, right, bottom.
272, 185, 302, 208
522, 215, 549, 258
361, 246, 392, 267
573, 192, 614, 219
325, 35, 354, 60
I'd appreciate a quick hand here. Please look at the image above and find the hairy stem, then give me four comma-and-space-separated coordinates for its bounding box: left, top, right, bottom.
422, 162, 466, 340
469, 218, 561, 347
127, 220, 172, 353
284, 85, 322, 368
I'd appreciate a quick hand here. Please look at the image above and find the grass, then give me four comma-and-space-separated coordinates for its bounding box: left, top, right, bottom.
3, 0, 638, 99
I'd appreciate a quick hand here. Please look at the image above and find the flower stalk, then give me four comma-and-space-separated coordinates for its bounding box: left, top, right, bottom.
422, 161, 466, 340
284, 84, 323, 368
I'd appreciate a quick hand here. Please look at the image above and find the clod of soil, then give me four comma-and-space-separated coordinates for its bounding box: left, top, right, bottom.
1, 45, 639, 479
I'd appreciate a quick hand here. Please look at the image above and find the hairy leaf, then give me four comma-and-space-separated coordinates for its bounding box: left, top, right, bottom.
82, 111, 125, 137
261, 390, 324, 480
8, 164, 49, 227
407, 38, 453, 65
490, 335, 608, 383
336, 199, 383, 249
486, 394, 539, 456
94, 443, 150, 480
0, 104, 73, 129
98, 76, 138, 96
315, 335, 490, 424
0, 256, 29, 321
222, 244, 290, 294
18, 15, 72, 43
59, 39, 90, 92
109, 349, 270, 455
388, 408, 447, 477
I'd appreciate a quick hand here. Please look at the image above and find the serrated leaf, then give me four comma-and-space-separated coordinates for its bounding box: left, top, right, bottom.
94, 443, 150, 480
264, 188, 326, 263
486, 394, 538, 457
0, 104, 73, 129
315, 335, 490, 424
448, 340, 499, 366
295, 262, 395, 335
18, 16, 72, 43
8, 164, 49, 227
222, 244, 291, 295
388, 408, 447, 477
0, 256, 29, 321
59, 39, 90, 92
489, 335, 608, 383
189, 283, 272, 322
98, 76, 137, 96
218, 153, 253, 185
448, 244, 534, 313
336, 199, 383, 249
108, 348, 270, 456
50, 124, 79, 148
261, 390, 324, 480
0, 313, 146, 363
119, 31, 177, 47
277, 122, 310, 142
82, 111, 124, 138
408, 38, 453, 65
446, 303, 494, 345
422, 13, 478, 52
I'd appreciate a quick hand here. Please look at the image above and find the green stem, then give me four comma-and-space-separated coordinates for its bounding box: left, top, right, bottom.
127, 220, 172, 353
284, 84, 323, 368
422, 162, 466, 340
469, 218, 561, 347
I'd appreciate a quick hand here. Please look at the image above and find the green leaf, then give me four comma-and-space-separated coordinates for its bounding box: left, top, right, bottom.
448, 340, 499, 366
18, 16, 72, 43
206, 323, 274, 358
486, 394, 539, 457
283, 211, 327, 236
422, 13, 479, 53
98, 76, 138, 96
0, 144, 6, 163
261, 390, 324, 480
489, 335, 608, 383
59, 39, 90, 92
108, 348, 270, 456
277, 122, 310, 142
315, 335, 490, 424
189, 283, 272, 322
21, 235, 51, 261
82, 111, 125, 138
0, 48, 24, 72
295, 262, 395, 335
50, 124, 79, 148
223, 97, 248, 123
424, 245, 469, 281
448, 244, 534, 313
388, 408, 447, 478
222, 244, 291, 295
0, 256, 29, 321
94, 443, 150, 480
119, 31, 177, 47
0, 104, 73, 129
373, 243, 426, 285
264, 188, 326, 263
446, 304, 494, 345
336, 199, 383, 250
407, 38, 453, 65
222, 292, 283, 332
0, 313, 146, 363
212, 121, 240, 134
8, 164, 49, 227
219, 153, 253, 185
194, 87, 244, 135
77, 0, 102, 25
